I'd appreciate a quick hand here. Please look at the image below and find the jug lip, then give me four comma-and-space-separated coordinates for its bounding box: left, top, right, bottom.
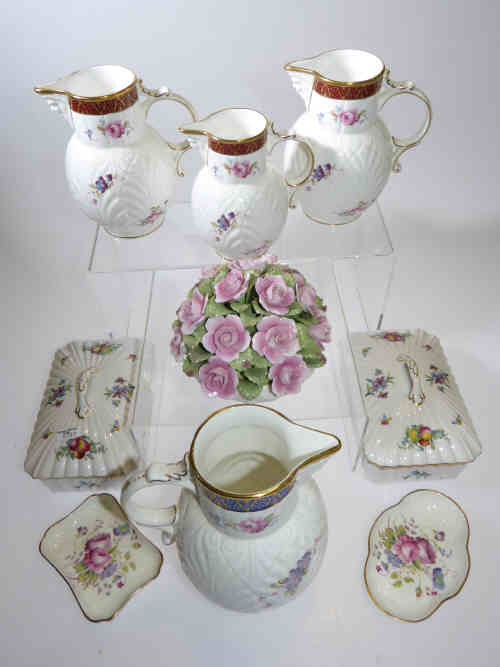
188, 403, 342, 500
34, 65, 138, 102
284, 48, 386, 88
178, 106, 270, 145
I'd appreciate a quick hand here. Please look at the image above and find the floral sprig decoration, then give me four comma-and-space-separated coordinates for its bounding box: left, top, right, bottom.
170, 256, 332, 401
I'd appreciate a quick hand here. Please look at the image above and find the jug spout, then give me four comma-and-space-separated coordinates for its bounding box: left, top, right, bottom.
285, 421, 342, 481
284, 59, 316, 108
34, 78, 73, 127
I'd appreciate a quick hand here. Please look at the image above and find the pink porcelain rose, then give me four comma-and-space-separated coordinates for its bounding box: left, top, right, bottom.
269, 355, 308, 396
202, 315, 250, 362
170, 327, 183, 361
309, 314, 331, 345
338, 109, 360, 126
256, 275, 295, 315
178, 288, 207, 334
214, 268, 249, 303
252, 316, 299, 364
199, 358, 238, 399
232, 161, 254, 178
297, 282, 317, 312
83, 533, 113, 574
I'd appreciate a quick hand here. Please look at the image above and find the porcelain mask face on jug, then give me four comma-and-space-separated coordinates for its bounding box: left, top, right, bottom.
34, 66, 196, 238
283, 49, 432, 225
121, 404, 341, 612
178, 108, 314, 260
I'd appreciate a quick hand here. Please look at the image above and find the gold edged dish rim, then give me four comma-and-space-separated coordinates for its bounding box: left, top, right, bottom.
39, 492, 163, 623
363, 488, 471, 623
188, 403, 342, 500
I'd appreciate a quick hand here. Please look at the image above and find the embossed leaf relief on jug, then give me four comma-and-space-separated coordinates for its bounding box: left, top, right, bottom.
283, 49, 432, 225
34, 65, 196, 238
122, 404, 341, 613
178, 108, 314, 260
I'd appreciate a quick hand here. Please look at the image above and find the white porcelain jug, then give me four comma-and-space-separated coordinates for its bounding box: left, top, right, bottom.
121, 404, 341, 612
35, 65, 196, 238
283, 49, 432, 225
178, 108, 314, 260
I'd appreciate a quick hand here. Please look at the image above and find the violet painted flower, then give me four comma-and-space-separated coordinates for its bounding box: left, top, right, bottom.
170, 327, 183, 361
198, 358, 238, 399
297, 282, 317, 312
255, 275, 295, 315
269, 355, 308, 396
339, 109, 361, 126
178, 288, 207, 335
252, 316, 299, 364
202, 315, 250, 362
432, 567, 445, 590
309, 314, 331, 345
105, 121, 126, 138
214, 268, 249, 303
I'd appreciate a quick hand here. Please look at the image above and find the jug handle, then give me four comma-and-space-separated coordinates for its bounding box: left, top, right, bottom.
121, 453, 195, 539
268, 123, 315, 209
138, 80, 197, 176
378, 68, 432, 174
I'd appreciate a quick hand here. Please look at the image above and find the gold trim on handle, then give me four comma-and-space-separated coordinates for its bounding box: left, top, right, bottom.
187, 403, 342, 500
269, 123, 315, 189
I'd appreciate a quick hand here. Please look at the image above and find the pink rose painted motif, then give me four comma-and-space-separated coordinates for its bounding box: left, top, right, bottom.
309, 313, 332, 345
97, 119, 130, 138
170, 327, 183, 361
256, 275, 295, 315
202, 315, 250, 362
214, 268, 249, 303
269, 355, 308, 396
224, 160, 258, 179
178, 288, 207, 335
83, 533, 113, 574
198, 357, 238, 399
375, 516, 451, 599
331, 105, 366, 127
252, 316, 299, 364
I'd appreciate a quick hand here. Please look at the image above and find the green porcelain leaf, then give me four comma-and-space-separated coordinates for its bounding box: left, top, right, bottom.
237, 377, 263, 401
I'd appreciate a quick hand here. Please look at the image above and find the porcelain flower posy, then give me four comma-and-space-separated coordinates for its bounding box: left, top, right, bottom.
170, 259, 332, 401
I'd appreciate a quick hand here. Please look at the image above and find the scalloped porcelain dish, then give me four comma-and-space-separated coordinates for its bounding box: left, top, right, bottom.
39, 494, 163, 622
350, 329, 482, 481
25, 338, 142, 490
364, 489, 470, 622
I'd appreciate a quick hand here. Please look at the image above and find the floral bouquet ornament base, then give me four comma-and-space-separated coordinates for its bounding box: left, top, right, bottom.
364, 490, 470, 622
39, 494, 163, 622
170, 255, 332, 401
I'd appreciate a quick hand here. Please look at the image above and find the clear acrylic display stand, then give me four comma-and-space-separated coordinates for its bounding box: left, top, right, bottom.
87, 200, 395, 470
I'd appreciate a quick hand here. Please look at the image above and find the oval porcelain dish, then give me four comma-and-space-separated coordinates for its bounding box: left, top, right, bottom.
364, 489, 470, 622
39, 494, 163, 622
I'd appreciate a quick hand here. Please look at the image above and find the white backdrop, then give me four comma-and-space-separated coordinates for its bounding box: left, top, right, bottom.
2, 2, 500, 666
